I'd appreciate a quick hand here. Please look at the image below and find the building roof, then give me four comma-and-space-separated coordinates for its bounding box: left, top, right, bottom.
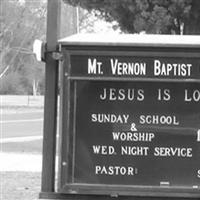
59, 33, 200, 48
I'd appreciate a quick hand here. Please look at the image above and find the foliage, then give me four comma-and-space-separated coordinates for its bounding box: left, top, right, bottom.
78, 9, 121, 33
0, 0, 46, 95
64, 0, 200, 34
0, 72, 25, 94
1, 0, 199, 94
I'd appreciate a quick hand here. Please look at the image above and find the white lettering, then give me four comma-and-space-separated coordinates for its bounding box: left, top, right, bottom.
154, 59, 192, 77
154, 60, 161, 76
92, 145, 115, 155
91, 114, 129, 124
91, 114, 97, 122
197, 130, 200, 142
88, 58, 96, 74
130, 123, 137, 131
99, 88, 144, 101
198, 170, 200, 178
110, 59, 146, 76
112, 132, 155, 142
139, 115, 179, 125
109, 88, 117, 101
154, 147, 192, 157
185, 89, 200, 102
95, 165, 137, 176
88, 58, 103, 74
121, 146, 149, 156
157, 89, 171, 101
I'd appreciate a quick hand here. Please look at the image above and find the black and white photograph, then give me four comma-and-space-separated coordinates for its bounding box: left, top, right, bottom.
1, 1, 200, 200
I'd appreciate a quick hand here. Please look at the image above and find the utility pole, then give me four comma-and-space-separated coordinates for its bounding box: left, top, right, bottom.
41, 0, 61, 194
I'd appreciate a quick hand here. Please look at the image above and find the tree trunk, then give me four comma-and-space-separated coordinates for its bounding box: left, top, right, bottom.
33, 79, 39, 96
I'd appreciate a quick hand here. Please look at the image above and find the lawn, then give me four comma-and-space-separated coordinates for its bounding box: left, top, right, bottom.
1, 102, 43, 199
1, 172, 41, 200
2, 140, 42, 154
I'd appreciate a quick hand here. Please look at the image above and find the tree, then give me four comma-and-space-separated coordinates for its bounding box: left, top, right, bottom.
0, 0, 46, 95
78, 8, 121, 33
64, 0, 200, 34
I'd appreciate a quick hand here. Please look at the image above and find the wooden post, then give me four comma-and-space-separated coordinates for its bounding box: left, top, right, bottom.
41, 0, 61, 193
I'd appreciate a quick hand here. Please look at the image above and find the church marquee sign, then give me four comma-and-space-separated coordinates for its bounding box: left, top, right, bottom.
58, 34, 200, 198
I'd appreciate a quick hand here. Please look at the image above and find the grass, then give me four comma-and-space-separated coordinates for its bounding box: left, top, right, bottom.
1, 106, 43, 114
2, 106, 43, 199
1, 101, 46, 199
1, 172, 41, 200
2, 140, 42, 154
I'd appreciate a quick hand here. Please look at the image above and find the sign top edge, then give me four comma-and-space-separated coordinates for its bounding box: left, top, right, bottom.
59, 33, 200, 48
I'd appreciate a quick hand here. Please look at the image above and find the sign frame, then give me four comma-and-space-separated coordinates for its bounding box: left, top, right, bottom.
57, 40, 200, 199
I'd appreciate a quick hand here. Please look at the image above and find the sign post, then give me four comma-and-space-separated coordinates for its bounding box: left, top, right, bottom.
40, 0, 61, 194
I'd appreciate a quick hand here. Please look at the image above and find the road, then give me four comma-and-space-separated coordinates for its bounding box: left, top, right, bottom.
1, 110, 44, 154
2, 111, 43, 138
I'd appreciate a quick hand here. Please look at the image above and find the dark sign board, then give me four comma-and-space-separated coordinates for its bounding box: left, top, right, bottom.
70, 55, 200, 80
59, 35, 200, 198
73, 81, 200, 186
